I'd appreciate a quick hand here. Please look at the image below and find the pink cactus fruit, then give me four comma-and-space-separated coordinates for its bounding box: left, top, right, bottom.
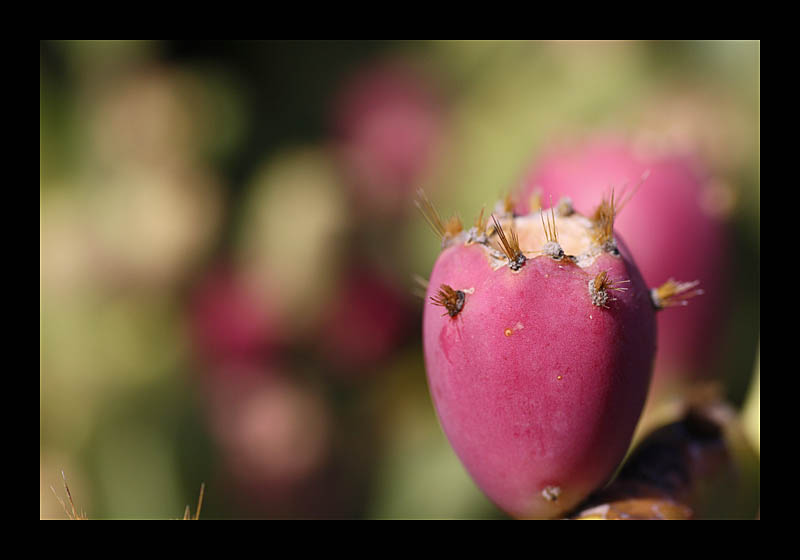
331, 60, 444, 213
315, 262, 415, 375
187, 263, 280, 371
515, 138, 729, 390
200, 364, 334, 517
418, 192, 698, 519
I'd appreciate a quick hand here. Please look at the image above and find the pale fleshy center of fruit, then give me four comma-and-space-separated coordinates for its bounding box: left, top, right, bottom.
486, 210, 604, 270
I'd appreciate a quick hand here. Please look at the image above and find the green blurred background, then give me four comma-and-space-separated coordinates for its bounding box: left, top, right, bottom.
40, 40, 759, 519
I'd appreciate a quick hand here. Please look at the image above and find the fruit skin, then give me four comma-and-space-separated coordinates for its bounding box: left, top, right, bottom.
515, 137, 729, 387
423, 233, 656, 519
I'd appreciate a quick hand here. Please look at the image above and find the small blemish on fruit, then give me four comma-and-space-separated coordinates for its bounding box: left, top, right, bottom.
504, 328, 513, 337
541, 486, 561, 502
557, 375, 563, 381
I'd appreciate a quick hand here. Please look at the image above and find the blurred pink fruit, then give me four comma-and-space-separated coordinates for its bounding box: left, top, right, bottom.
515, 137, 731, 388
422, 205, 657, 518
332, 60, 444, 213
316, 263, 415, 375
187, 264, 279, 371
200, 365, 335, 517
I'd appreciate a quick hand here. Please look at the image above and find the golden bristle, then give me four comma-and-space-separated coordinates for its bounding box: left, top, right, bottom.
491, 214, 522, 264
414, 189, 445, 239
592, 270, 609, 294
475, 206, 487, 232
616, 170, 650, 216
651, 279, 704, 310
540, 205, 559, 244
589, 270, 631, 308
502, 191, 515, 213
50, 470, 87, 520
593, 270, 630, 294
590, 173, 649, 248
444, 214, 464, 237
183, 482, 205, 520
529, 190, 542, 213
591, 189, 617, 246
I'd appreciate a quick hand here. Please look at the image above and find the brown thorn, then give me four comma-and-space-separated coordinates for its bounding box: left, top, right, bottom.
430, 284, 466, 318
491, 214, 522, 264
414, 189, 445, 240
182, 482, 205, 520
502, 191, 515, 213
52, 470, 86, 520
194, 482, 205, 520
540, 203, 559, 244
444, 213, 464, 237
651, 279, 704, 310
475, 206, 487, 232
50, 485, 71, 519
590, 271, 631, 308
591, 188, 618, 246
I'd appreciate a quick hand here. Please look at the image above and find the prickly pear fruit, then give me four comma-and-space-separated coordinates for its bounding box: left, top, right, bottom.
515, 137, 729, 390
332, 60, 444, 214
187, 264, 279, 370
315, 262, 415, 375
420, 194, 659, 519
